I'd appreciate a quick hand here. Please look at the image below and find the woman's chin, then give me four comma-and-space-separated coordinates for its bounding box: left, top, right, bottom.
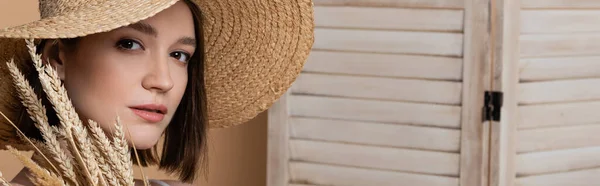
126, 131, 162, 150
131, 141, 157, 150
115, 120, 168, 149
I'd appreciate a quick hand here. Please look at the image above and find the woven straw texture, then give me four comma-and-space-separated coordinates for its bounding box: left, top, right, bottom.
0, 0, 314, 150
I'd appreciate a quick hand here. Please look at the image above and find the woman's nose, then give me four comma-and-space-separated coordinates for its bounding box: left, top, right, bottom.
141, 58, 174, 92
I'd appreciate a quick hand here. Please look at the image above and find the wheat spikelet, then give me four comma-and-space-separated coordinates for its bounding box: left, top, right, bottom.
112, 117, 135, 186
72, 125, 101, 185
52, 126, 88, 185
6, 146, 65, 186
7, 60, 79, 186
29, 140, 59, 176
0, 111, 59, 177
124, 123, 149, 186
91, 142, 117, 186
25, 39, 95, 186
25, 39, 74, 135
88, 120, 120, 186
9, 147, 59, 186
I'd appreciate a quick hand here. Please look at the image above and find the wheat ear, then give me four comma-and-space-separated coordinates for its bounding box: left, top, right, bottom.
29, 140, 58, 176
0, 110, 59, 175
72, 125, 102, 185
0, 110, 64, 186
112, 117, 135, 186
91, 142, 116, 186
25, 39, 96, 186
6, 60, 79, 186
123, 122, 149, 186
5, 146, 64, 186
0, 171, 10, 186
88, 120, 120, 186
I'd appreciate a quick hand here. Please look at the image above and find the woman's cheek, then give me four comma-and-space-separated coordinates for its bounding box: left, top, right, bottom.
172, 67, 188, 103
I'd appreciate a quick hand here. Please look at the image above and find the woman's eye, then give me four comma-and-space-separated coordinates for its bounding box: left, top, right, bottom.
171, 51, 191, 63
116, 39, 143, 50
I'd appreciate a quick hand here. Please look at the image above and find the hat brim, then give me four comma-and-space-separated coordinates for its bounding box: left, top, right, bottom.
0, 0, 314, 137
0, 0, 180, 38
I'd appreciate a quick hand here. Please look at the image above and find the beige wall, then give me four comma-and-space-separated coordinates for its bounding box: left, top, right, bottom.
0, 1, 267, 185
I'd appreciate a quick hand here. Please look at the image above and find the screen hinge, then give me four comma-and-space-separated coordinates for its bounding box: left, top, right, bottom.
483, 91, 503, 122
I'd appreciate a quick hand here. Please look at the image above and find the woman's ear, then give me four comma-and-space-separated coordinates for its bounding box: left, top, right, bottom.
41, 39, 66, 80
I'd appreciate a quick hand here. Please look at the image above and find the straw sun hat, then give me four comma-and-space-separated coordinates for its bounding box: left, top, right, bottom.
0, 0, 314, 149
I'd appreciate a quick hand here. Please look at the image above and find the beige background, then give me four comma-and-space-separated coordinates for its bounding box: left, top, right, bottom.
0, 1, 268, 186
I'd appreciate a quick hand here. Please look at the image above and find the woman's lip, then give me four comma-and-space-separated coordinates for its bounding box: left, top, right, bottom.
130, 108, 165, 123
130, 104, 168, 114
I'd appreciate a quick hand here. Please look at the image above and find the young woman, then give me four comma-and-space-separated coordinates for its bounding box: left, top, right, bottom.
0, 0, 314, 185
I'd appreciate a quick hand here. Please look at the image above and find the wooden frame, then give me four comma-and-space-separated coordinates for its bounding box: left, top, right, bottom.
460, 0, 489, 185
267, 92, 290, 186
491, 0, 520, 186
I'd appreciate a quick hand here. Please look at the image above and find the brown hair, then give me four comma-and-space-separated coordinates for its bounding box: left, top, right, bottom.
18, 0, 207, 183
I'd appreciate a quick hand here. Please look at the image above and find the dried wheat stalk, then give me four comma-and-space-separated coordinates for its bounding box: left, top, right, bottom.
7, 60, 79, 186
6, 146, 64, 186
88, 120, 119, 186
26, 39, 97, 186
0, 39, 149, 186
112, 118, 135, 186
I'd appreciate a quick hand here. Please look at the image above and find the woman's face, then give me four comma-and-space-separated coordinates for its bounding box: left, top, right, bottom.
50, 1, 196, 149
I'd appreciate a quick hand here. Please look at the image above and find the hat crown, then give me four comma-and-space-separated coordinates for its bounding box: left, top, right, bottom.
39, 0, 90, 18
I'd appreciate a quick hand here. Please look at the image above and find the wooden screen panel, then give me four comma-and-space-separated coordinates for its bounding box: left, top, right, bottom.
314, 0, 464, 9
314, 28, 464, 56
315, 7, 464, 31
520, 56, 600, 82
517, 168, 600, 186
304, 51, 463, 81
290, 95, 462, 128
519, 101, 600, 129
290, 162, 459, 186
521, 10, 600, 34
290, 117, 461, 152
521, 33, 600, 58
517, 146, 600, 176
518, 78, 600, 104
522, 0, 600, 9
517, 125, 600, 153
292, 73, 462, 105
290, 140, 460, 176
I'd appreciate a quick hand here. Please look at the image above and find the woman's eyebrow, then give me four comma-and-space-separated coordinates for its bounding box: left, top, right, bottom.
178, 37, 196, 47
128, 22, 157, 37
127, 22, 195, 47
